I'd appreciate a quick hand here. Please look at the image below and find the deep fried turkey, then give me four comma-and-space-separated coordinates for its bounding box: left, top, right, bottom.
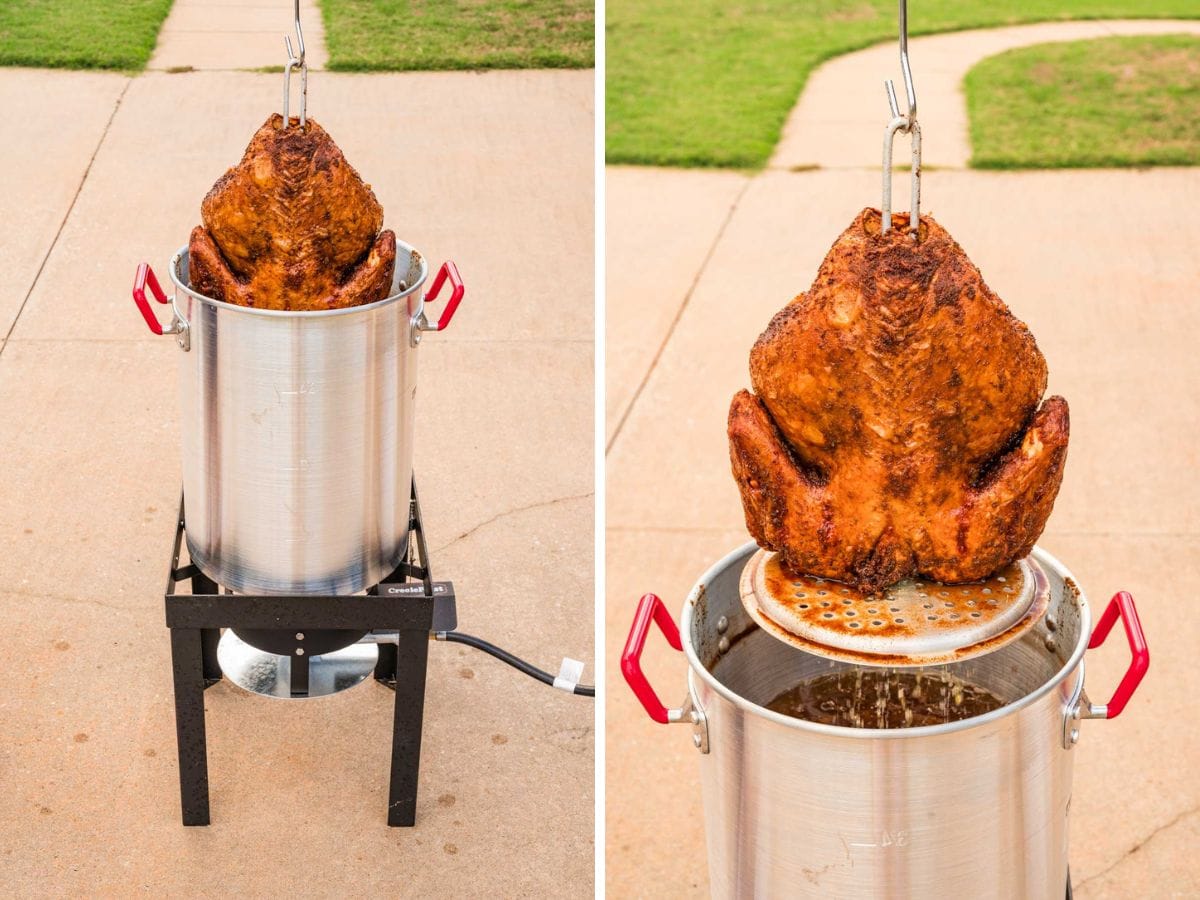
728, 208, 1068, 593
188, 114, 395, 311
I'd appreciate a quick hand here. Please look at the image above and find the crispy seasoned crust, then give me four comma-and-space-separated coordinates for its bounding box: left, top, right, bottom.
728, 208, 1069, 592
187, 114, 395, 311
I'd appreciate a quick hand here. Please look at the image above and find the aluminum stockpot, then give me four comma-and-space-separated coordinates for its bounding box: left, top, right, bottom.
623, 542, 1148, 900
132, 241, 464, 594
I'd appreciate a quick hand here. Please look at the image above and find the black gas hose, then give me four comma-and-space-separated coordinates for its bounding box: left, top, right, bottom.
435, 631, 595, 697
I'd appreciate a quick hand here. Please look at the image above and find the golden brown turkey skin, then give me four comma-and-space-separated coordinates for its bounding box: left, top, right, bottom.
188, 114, 395, 311
728, 208, 1069, 593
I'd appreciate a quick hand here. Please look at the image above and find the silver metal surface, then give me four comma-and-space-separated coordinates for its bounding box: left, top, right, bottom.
742, 550, 1050, 665
881, 0, 922, 236
167, 242, 429, 595
675, 541, 1099, 899
217, 629, 378, 699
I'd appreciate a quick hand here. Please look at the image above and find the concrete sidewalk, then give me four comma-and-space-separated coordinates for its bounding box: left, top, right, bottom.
149, 0, 329, 71
771, 19, 1200, 171
0, 65, 594, 897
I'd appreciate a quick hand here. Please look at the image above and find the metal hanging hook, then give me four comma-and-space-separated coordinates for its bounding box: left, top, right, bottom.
281, 0, 308, 127
881, 0, 921, 237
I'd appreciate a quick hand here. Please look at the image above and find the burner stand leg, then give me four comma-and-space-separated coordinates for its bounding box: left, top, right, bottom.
369, 581, 399, 684
192, 571, 222, 683
373, 642, 398, 683
200, 629, 222, 683
169, 627, 210, 826
387, 629, 430, 826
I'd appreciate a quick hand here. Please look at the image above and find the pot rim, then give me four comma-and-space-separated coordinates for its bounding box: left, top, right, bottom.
167, 238, 429, 319
681, 541, 1092, 740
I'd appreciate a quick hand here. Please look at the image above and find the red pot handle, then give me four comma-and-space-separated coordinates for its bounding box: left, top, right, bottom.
425, 261, 464, 332
132, 262, 170, 335
1087, 591, 1149, 719
621, 593, 683, 724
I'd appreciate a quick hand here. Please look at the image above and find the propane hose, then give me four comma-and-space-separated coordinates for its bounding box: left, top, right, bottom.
435, 631, 595, 697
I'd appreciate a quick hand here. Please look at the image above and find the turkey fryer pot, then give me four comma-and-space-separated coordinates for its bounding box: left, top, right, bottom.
132, 240, 464, 594
622, 543, 1148, 899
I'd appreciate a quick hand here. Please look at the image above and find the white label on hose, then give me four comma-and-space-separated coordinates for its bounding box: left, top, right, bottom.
553, 657, 585, 692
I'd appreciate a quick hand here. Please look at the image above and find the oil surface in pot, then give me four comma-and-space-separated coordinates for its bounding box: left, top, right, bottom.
765, 668, 1006, 728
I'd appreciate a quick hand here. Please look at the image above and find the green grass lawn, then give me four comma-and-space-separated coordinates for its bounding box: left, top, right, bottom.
607, 1, 1200, 169
0, 0, 173, 70
966, 35, 1200, 168
322, 0, 594, 71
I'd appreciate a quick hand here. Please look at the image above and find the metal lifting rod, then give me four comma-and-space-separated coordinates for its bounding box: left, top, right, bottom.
881, 0, 921, 237
281, 0, 308, 127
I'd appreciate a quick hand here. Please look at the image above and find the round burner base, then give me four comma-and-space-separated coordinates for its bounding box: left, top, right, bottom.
217, 629, 379, 699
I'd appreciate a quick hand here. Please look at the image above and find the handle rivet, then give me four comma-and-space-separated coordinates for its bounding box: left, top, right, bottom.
692, 733, 703, 748
716, 616, 729, 634
718, 636, 730, 654
295, 648, 305, 656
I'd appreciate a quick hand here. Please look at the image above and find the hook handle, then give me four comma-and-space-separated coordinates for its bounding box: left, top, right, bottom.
281, 0, 308, 126
881, 0, 921, 236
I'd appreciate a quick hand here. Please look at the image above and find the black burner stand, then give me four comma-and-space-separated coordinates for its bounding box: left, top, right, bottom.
164, 482, 455, 827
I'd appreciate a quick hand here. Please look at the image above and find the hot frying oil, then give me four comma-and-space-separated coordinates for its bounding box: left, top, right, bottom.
765, 668, 1006, 728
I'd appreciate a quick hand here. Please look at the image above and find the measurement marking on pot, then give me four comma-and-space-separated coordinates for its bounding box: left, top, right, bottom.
848, 829, 910, 849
